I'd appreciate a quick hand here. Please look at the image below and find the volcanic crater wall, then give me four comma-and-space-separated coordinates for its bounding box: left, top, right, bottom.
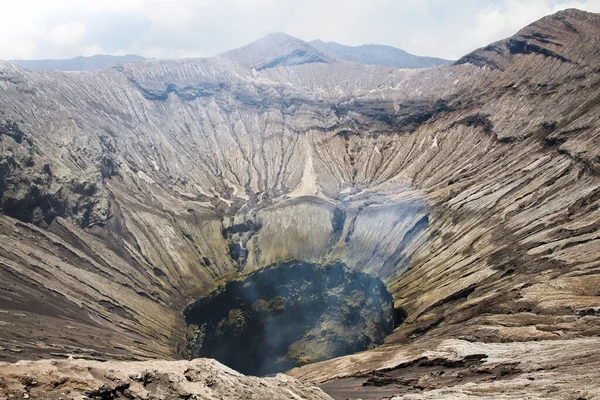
0, 12, 598, 391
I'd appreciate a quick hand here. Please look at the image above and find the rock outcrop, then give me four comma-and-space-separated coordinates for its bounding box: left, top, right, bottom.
0, 358, 332, 400
0, 7, 599, 399
296, 338, 600, 400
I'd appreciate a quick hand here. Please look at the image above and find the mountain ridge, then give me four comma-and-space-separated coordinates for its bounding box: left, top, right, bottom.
457, 8, 600, 70
10, 54, 147, 71
309, 39, 452, 68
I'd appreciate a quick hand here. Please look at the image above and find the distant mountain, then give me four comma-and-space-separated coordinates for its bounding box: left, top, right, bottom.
222, 33, 336, 71
309, 39, 451, 69
11, 54, 146, 71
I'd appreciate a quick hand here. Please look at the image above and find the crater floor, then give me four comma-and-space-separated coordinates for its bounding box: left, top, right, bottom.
184, 261, 396, 375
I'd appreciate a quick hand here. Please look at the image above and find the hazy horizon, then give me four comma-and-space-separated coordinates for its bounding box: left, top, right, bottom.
1, 0, 600, 61
9, 34, 454, 62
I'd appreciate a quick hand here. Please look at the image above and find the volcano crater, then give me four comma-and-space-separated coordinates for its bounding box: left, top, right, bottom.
184, 261, 401, 376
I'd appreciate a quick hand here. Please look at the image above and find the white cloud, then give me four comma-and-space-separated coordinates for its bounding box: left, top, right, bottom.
467, 1, 554, 49
402, 0, 600, 58
0, 0, 599, 60
462, 0, 600, 57
49, 22, 87, 47
81, 43, 107, 56
478, 0, 597, 39
552, 0, 600, 12
83, 0, 144, 13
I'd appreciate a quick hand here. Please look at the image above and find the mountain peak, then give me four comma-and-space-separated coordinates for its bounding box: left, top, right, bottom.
457, 8, 600, 70
262, 32, 300, 41
221, 33, 336, 71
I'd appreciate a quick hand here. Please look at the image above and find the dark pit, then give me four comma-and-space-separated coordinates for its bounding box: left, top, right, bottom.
184, 261, 397, 376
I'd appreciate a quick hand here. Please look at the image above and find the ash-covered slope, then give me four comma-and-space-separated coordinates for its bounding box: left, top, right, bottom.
310, 39, 452, 68
0, 8, 600, 399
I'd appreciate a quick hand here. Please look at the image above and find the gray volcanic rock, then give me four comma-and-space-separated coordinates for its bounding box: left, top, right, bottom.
310, 39, 452, 68
0, 358, 332, 400
11, 54, 146, 71
0, 8, 599, 399
294, 338, 600, 399
0, 115, 112, 228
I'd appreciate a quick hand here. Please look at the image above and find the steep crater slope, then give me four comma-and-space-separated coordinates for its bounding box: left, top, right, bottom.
0, 8, 600, 400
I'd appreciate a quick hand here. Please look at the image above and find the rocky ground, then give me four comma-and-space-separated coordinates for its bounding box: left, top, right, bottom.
0, 358, 331, 400
296, 338, 600, 399
0, 7, 599, 400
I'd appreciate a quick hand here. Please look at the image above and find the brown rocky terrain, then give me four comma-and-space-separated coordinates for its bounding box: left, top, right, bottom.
0, 8, 600, 400
0, 358, 331, 399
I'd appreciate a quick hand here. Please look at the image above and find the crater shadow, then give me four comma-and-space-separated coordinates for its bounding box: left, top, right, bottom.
184, 260, 399, 376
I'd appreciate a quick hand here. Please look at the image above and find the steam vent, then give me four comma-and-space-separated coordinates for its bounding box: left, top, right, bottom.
2, 7, 600, 400
185, 261, 397, 375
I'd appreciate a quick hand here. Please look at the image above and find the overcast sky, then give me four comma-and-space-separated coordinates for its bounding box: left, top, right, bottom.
1, 0, 600, 61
